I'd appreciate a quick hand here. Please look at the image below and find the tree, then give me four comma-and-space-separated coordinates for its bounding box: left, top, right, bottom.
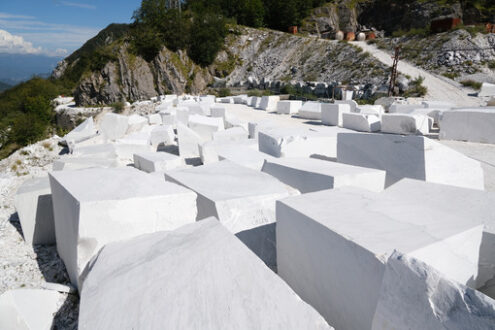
188, 12, 227, 66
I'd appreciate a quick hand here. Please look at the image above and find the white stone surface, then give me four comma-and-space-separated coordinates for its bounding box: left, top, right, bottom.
126, 114, 148, 134
372, 251, 495, 330
262, 157, 385, 193
14, 177, 55, 245
134, 152, 184, 172
248, 120, 276, 139
298, 102, 322, 120
250, 96, 261, 108
210, 105, 226, 120
150, 125, 175, 146
188, 114, 224, 141
335, 100, 358, 112
177, 123, 203, 158
53, 156, 119, 171
277, 100, 302, 114
422, 100, 454, 108
213, 127, 248, 142
99, 113, 128, 140
479, 82, 495, 97
321, 103, 351, 126
439, 109, 495, 144
389, 103, 423, 114
259, 127, 347, 159
233, 94, 248, 104
218, 146, 275, 171
259, 96, 280, 111
79, 219, 332, 330
175, 107, 189, 125
49, 167, 197, 287
71, 143, 117, 159
381, 113, 430, 135
147, 113, 162, 125
337, 132, 484, 189
199, 139, 258, 165
277, 186, 484, 330
0, 289, 63, 330
62, 117, 96, 146
165, 161, 296, 269
342, 113, 381, 132
218, 97, 233, 104
357, 105, 385, 116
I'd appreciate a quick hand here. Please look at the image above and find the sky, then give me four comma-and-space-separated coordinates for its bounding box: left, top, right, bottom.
0, 0, 141, 57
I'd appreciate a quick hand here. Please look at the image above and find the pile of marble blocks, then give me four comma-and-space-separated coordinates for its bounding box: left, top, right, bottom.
79, 219, 332, 329
262, 157, 385, 193
164, 160, 298, 269
439, 108, 495, 144
276, 178, 492, 329
49, 167, 197, 288
337, 132, 484, 189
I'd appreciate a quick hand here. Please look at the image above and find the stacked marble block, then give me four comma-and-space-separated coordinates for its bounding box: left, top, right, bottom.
48, 168, 197, 288
276, 178, 494, 330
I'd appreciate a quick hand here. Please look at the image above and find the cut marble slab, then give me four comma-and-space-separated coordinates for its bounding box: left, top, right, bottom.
372, 251, 495, 330
335, 100, 358, 112
199, 139, 258, 164
61, 117, 96, 146
277, 186, 484, 330
99, 113, 128, 141
165, 161, 297, 269
126, 114, 148, 134
479, 82, 495, 97
321, 103, 351, 127
79, 219, 332, 330
298, 102, 322, 120
177, 123, 203, 158
439, 109, 495, 144
342, 113, 381, 132
248, 120, 276, 139
148, 113, 162, 125
134, 152, 184, 172
219, 146, 276, 171
150, 125, 175, 146
49, 167, 197, 288
188, 114, 224, 141
259, 96, 280, 111
14, 177, 55, 245
337, 132, 484, 190
357, 105, 385, 116
53, 156, 119, 171
262, 157, 385, 193
381, 114, 430, 135
213, 127, 248, 142
277, 100, 302, 114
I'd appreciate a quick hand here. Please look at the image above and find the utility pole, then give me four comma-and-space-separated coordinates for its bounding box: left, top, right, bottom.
388, 46, 400, 97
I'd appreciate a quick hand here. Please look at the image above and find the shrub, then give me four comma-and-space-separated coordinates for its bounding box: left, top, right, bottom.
111, 101, 126, 113
403, 76, 427, 97
460, 80, 482, 90
218, 88, 231, 97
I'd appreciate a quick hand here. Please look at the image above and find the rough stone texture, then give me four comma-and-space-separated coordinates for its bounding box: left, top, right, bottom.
372, 251, 495, 330
439, 109, 495, 144
79, 219, 332, 330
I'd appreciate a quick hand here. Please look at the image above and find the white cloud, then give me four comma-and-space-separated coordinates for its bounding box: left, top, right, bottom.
58, 1, 96, 10
0, 29, 42, 55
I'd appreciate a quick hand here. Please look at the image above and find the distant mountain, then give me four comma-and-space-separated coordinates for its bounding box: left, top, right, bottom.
0, 81, 11, 92
0, 54, 64, 85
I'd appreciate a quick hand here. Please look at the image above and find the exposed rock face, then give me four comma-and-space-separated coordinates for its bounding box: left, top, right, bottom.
300, 2, 359, 35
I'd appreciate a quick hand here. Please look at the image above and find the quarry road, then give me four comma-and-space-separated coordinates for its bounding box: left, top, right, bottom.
355, 41, 483, 107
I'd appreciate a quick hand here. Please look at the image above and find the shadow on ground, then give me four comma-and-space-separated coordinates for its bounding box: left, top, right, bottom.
8, 212, 24, 240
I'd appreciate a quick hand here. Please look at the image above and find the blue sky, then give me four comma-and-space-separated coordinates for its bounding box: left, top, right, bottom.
0, 0, 141, 57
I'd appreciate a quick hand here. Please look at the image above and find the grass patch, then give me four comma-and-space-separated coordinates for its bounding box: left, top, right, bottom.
460, 80, 482, 90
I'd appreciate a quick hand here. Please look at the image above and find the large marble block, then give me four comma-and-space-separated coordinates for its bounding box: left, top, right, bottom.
321, 103, 351, 126
71, 143, 117, 159
188, 114, 224, 141
165, 161, 296, 269
259, 96, 280, 111
342, 113, 381, 132
335, 100, 358, 112
150, 125, 175, 146
0, 289, 64, 330
422, 100, 454, 108
259, 127, 346, 158
15, 177, 55, 245
357, 105, 385, 116
213, 127, 248, 142
177, 123, 203, 158
233, 94, 248, 104
134, 152, 184, 172
248, 120, 276, 139
210, 105, 226, 121
479, 82, 495, 97
298, 102, 322, 120
126, 114, 148, 134
381, 114, 430, 135
389, 103, 423, 114
79, 219, 332, 330
337, 132, 484, 189
277, 187, 484, 330
218, 145, 276, 170
61, 117, 96, 146
372, 252, 495, 330
199, 139, 258, 164
262, 158, 385, 193
277, 100, 302, 114
147, 113, 162, 125
439, 109, 495, 144
99, 113, 128, 140
250, 96, 261, 108
53, 156, 119, 171
49, 168, 197, 288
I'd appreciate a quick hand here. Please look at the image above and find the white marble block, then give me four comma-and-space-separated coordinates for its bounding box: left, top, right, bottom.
126, 114, 148, 134
199, 139, 258, 165
259, 96, 280, 111
335, 100, 358, 112
372, 252, 495, 330
0, 289, 64, 330
321, 103, 351, 126
210, 105, 226, 120
99, 113, 129, 140
218, 97, 233, 104
337, 132, 484, 189
134, 152, 184, 172
342, 113, 381, 132
14, 177, 55, 245
422, 100, 454, 108
147, 113, 162, 125
49, 168, 197, 288
150, 125, 175, 146
61, 117, 96, 146
298, 102, 322, 120
79, 219, 332, 330
165, 161, 297, 269
250, 96, 261, 108
479, 82, 495, 97
277, 187, 484, 330
439, 109, 495, 144
381, 114, 430, 135
175, 107, 189, 125
389, 103, 423, 114
177, 123, 203, 158
248, 120, 276, 139
213, 127, 248, 142
53, 156, 119, 171
233, 95, 248, 104
259, 127, 348, 159
357, 104, 385, 116
219, 145, 276, 171
262, 157, 385, 193
277, 100, 302, 114
187, 114, 224, 141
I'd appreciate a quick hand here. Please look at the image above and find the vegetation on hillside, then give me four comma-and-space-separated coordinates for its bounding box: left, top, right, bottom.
0, 81, 11, 93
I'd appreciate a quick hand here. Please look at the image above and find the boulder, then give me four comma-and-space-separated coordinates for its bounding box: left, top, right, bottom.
49, 167, 197, 288
298, 102, 322, 120
79, 219, 332, 329
134, 152, 184, 172
337, 132, 484, 189
277, 186, 484, 330
439, 109, 495, 144
381, 114, 430, 135
99, 113, 128, 141
14, 177, 55, 245
321, 103, 351, 126
342, 113, 381, 132
262, 157, 385, 193
259, 96, 280, 111
277, 100, 302, 114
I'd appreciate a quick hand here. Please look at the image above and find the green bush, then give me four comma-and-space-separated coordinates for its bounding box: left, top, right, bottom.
218, 88, 231, 97
111, 101, 126, 113
188, 12, 228, 66
460, 80, 482, 90
403, 76, 427, 97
